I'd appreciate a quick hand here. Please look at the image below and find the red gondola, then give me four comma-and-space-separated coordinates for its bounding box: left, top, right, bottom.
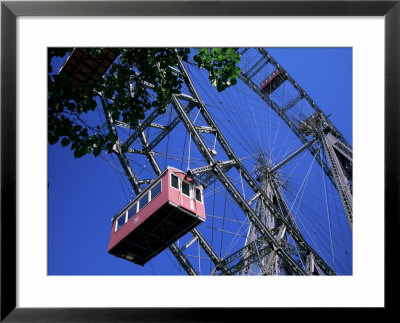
260, 69, 287, 94
108, 167, 206, 266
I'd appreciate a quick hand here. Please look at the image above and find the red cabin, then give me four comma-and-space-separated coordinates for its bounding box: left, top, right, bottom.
260, 69, 287, 94
108, 167, 206, 266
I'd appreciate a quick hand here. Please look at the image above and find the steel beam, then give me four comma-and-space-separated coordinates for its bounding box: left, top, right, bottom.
190, 228, 233, 275
238, 73, 335, 188
270, 138, 318, 173
100, 97, 142, 195
172, 91, 308, 275
128, 101, 230, 276
121, 108, 161, 151
188, 160, 236, 176
147, 102, 196, 152
136, 120, 162, 175
283, 94, 304, 113
321, 131, 353, 230
177, 56, 336, 275
240, 50, 353, 236
243, 55, 265, 78
256, 47, 351, 148
168, 243, 198, 275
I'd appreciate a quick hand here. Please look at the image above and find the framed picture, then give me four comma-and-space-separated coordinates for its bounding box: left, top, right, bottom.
2, 0, 398, 321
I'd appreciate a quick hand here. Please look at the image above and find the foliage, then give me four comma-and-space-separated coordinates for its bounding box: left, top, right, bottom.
48, 48, 241, 158
193, 48, 241, 92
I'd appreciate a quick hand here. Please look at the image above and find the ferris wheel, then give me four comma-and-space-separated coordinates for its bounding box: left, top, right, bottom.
59, 48, 352, 276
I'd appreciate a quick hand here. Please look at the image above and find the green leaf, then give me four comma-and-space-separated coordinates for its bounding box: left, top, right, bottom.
61, 137, 70, 147
74, 149, 86, 158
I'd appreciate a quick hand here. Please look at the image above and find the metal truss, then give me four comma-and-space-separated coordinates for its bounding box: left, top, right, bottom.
255, 48, 351, 148
172, 56, 336, 275
100, 97, 199, 276
239, 66, 335, 188
102, 52, 338, 275
239, 48, 353, 231
171, 93, 307, 275
60, 47, 352, 275
187, 160, 236, 188
320, 131, 353, 229
101, 93, 233, 276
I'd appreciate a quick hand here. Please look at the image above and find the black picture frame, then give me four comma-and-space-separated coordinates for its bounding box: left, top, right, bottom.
1, 0, 398, 321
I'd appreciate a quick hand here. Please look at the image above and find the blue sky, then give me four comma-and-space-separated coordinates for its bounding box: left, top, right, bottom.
48, 48, 352, 275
